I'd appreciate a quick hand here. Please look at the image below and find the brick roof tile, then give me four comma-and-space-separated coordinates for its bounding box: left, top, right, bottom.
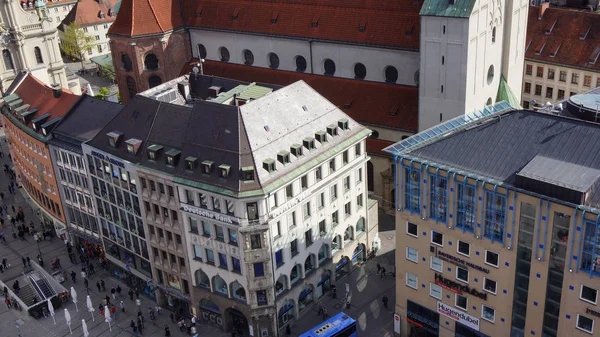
182, 60, 418, 132
61, 0, 119, 28
526, 6, 600, 71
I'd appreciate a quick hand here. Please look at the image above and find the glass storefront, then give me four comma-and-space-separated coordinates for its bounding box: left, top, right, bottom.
278, 300, 294, 327
335, 256, 350, 280
455, 322, 490, 337
298, 286, 313, 312
109, 263, 155, 300
407, 300, 439, 337
199, 298, 222, 327
316, 273, 331, 299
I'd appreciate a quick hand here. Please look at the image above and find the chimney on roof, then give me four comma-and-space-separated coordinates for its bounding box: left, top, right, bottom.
538, 2, 549, 20
51, 84, 62, 98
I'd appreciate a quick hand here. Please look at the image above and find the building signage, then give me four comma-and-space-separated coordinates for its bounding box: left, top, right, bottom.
434, 274, 487, 301
180, 204, 239, 225
269, 190, 312, 218
437, 251, 490, 274
91, 150, 125, 169
587, 307, 600, 318
437, 301, 480, 331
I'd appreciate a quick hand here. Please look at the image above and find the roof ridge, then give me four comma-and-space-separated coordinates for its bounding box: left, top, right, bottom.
145, 0, 165, 32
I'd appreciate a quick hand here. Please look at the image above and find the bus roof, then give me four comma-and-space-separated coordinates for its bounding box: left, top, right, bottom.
299, 312, 357, 337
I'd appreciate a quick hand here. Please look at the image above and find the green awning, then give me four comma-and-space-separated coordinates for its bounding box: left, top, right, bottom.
90, 54, 114, 72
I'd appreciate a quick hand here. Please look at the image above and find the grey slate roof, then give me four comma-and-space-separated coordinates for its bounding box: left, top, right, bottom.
405, 110, 600, 207
53, 94, 124, 143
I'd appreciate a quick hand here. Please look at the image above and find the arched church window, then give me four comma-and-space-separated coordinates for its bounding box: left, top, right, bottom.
34, 47, 43, 64
126, 76, 137, 100
121, 54, 132, 72
144, 53, 159, 71
3, 50, 14, 70
148, 75, 161, 88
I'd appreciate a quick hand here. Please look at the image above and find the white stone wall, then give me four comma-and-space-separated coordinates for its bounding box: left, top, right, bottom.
188, 29, 420, 86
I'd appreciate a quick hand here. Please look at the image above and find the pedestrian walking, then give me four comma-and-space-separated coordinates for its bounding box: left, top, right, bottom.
170, 312, 175, 323
100, 279, 105, 291
382, 295, 388, 308
96, 281, 102, 292
128, 289, 134, 301
105, 295, 111, 306
21, 257, 26, 268
10, 205, 14, 213
164, 325, 170, 337
376, 263, 381, 274
110, 305, 117, 320
135, 287, 140, 299
111, 287, 116, 300
136, 298, 141, 310
322, 307, 329, 320
4, 298, 11, 308
26, 256, 30, 267
120, 300, 125, 312
116, 285, 121, 296
178, 319, 183, 332
380, 267, 386, 279
137, 320, 144, 335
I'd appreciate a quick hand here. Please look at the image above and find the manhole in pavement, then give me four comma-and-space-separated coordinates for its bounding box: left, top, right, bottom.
15, 319, 24, 325
333, 303, 342, 309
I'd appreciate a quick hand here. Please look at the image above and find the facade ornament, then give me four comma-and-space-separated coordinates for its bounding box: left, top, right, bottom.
489, 0, 503, 28
0, 27, 11, 47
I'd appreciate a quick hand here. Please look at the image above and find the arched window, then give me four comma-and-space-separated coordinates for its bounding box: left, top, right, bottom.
219, 47, 230, 62
212, 275, 228, 296
367, 161, 374, 192
197, 44, 207, 59
275, 275, 287, 297
243, 49, 254, 66
318, 244, 329, 264
487, 65, 495, 85
295, 55, 307, 72
356, 218, 365, 233
230, 281, 246, 303
2, 49, 14, 70
492, 27, 497, 43
194, 269, 210, 289
290, 264, 302, 287
148, 75, 161, 88
354, 63, 366, 80
385, 66, 398, 83
268, 52, 279, 69
323, 59, 336, 76
34, 47, 43, 64
144, 53, 159, 71
332, 235, 342, 254
121, 54, 132, 72
304, 254, 316, 275
344, 226, 354, 242
126, 76, 137, 100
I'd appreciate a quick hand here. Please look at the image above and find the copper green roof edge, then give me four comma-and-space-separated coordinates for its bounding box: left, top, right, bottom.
173, 128, 371, 198
212, 84, 248, 104
90, 54, 115, 72
496, 76, 521, 109
1, 108, 47, 142
419, 0, 476, 18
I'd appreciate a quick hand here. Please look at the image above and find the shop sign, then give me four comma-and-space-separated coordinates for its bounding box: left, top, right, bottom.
437, 251, 490, 274
437, 301, 480, 331
156, 283, 191, 301
586, 307, 600, 318
270, 190, 311, 218
434, 274, 487, 301
91, 150, 125, 169
407, 310, 439, 333
180, 204, 239, 225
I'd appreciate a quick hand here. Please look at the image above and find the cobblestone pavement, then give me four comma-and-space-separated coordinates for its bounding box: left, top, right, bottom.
0, 129, 228, 337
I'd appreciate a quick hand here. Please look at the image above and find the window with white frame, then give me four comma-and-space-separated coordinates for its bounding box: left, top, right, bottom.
482, 305, 496, 323
455, 294, 468, 311
406, 222, 418, 237
430, 283, 442, 299
485, 250, 499, 267
406, 247, 418, 263
581, 285, 598, 304
577, 314, 594, 334
431, 230, 443, 246
456, 267, 469, 283
430, 256, 443, 272
483, 278, 497, 295
457, 240, 470, 256
406, 273, 417, 289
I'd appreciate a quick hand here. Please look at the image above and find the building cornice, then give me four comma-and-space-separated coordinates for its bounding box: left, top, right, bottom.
525, 57, 600, 75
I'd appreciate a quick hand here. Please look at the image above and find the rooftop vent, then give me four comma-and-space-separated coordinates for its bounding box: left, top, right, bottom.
51, 84, 62, 98
185, 156, 197, 170
338, 119, 349, 130
263, 159, 276, 173
98, 10, 105, 19
326, 124, 338, 137
153, 88, 178, 103
315, 130, 327, 143
303, 137, 315, 150
277, 151, 291, 165
41, 117, 61, 136
19, 108, 36, 124
241, 166, 255, 181
107, 131, 123, 148
535, 39, 547, 55
549, 42, 562, 58
580, 25, 592, 40
147, 144, 163, 160
545, 19, 557, 35
14, 104, 31, 116
208, 86, 222, 98
125, 138, 142, 155
177, 82, 190, 101
218, 164, 231, 178
589, 47, 600, 65
31, 113, 50, 131
290, 144, 303, 157
201, 160, 214, 174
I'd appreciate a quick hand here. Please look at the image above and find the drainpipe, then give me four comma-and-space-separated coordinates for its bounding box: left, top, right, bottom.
510, 188, 517, 250
535, 198, 544, 261
541, 200, 551, 261
576, 210, 587, 274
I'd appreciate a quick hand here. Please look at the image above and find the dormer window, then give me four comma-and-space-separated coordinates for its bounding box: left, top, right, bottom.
263, 159, 276, 173
185, 156, 197, 171
338, 119, 349, 130
147, 144, 163, 161
201, 160, 214, 174
277, 151, 291, 165
125, 138, 142, 155
315, 131, 327, 143
303, 137, 315, 150
290, 144, 303, 157
98, 11, 105, 19
241, 166, 255, 181
107, 131, 123, 148
327, 124, 338, 136
218, 164, 231, 178
165, 149, 181, 167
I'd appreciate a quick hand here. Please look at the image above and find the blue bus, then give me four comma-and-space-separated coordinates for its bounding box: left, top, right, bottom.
299, 312, 358, 337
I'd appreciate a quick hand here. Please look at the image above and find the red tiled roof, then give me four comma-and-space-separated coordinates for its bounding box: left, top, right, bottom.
180, 0, 421, 49
366, 138, 395, 157
182, 59, 418, 132
526, 6, 600, 71
61, 0, 118, 27
13, 74, 79, 133
108, 0, 184, 37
